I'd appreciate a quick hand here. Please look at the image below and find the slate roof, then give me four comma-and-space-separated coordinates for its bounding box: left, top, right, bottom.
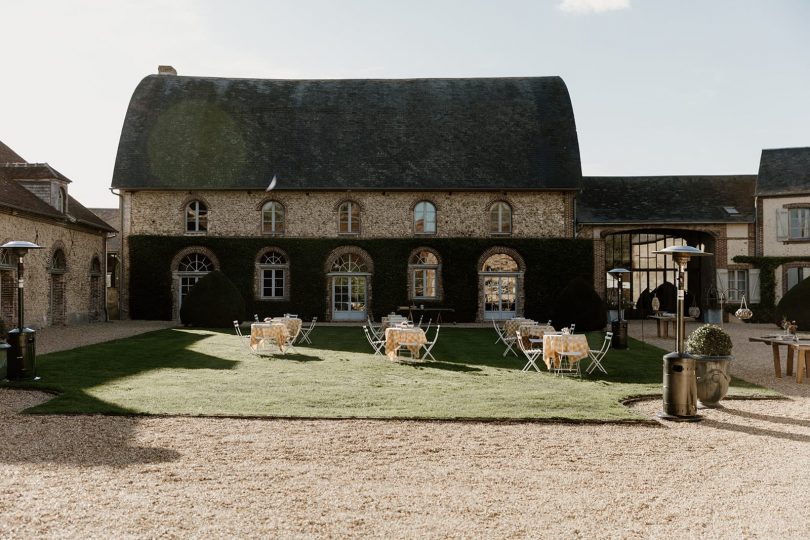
0, 168, 115, 233
88, 208, 121, 251
112, 75, 582, 191
578, 176, 756, 224
0, 140, 26, 163
1, 162, 72, 183
756, 147, 810, 196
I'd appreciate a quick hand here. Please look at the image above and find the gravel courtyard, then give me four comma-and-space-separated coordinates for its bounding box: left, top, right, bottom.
2, 320, 809, 538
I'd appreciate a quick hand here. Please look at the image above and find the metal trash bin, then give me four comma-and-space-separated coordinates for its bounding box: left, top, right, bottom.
662, 351, 697, 417
6, 328, 37, 380
0, 341, 10, 379
611, 320, 628, 349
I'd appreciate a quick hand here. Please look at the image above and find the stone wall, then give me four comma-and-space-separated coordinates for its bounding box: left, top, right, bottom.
125, 190, 570, 238
120, 189, 573, 320
0, 212, 107, 328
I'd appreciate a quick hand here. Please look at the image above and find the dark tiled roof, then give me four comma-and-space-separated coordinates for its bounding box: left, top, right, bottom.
578, 176, 756, 224
756, 147, 810, 196
0, 169, 114, 233
1, 162, 72, 183
112, 75, 582, 191
0, 140, 26, 163
89, 208, 121, 251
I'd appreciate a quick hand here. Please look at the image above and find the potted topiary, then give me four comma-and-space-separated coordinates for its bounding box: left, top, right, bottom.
685, 324, 733, 408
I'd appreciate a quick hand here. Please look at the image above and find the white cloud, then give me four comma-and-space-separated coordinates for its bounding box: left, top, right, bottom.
558, 0, 631, 15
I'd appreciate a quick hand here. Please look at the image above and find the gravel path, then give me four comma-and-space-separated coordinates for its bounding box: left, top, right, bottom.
2, 319, 809, 538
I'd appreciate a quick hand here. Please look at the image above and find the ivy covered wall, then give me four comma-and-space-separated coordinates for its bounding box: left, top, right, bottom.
129, 236, 593, 322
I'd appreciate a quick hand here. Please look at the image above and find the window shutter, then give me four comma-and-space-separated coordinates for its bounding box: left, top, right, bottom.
776, 208, 789, 240
716, 269, 729, 298
748, 269, 760, 304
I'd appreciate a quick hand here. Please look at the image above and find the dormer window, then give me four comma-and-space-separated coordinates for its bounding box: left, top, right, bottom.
55, 186, 67, 213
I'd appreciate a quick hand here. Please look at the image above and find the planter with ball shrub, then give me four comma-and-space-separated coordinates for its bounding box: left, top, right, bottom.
685, 324, 733, 408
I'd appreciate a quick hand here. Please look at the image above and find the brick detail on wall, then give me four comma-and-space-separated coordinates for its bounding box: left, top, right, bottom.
169, 245, 221, 321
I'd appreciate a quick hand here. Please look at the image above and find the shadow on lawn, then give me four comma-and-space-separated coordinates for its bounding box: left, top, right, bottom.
22, 328, 238, 415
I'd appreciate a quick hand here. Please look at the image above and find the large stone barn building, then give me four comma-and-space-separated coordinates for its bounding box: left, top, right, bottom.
111, 71, 590, 322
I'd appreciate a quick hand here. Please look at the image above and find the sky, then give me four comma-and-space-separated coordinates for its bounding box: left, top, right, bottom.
1, 0, 808, 209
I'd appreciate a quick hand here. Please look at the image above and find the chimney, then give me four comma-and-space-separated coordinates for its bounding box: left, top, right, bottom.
158, 65, 177, 76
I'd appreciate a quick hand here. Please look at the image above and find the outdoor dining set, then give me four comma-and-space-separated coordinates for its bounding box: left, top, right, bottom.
494, 317, 612, 377
233, 314, 317, 356
363, 313, 440, 362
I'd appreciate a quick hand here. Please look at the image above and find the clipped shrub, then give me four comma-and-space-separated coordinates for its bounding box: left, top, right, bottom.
686, 324, 733, 357
179, 270, 246, 327
776, 276, 810, 330
550, 276, 607, 331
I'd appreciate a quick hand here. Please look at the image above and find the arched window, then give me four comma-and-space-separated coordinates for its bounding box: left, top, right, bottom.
258, 249, 289, 299
261, 201, 285, 235
0, 249, 10, 267
55, 187, 67, 213
338, 201, 360, 234
90, 257, 102, 275
489, 201, 512, 235
185, 200, 208, 233
409, 249, 440, 300
51, 249, 67, 272
481, 252, 520, 319
414, 201, 437, 235
177, 252, 213, 307
331, 253, 367, 273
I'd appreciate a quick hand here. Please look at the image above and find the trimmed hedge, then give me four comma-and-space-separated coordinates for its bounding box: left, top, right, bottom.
550, 276, 607, 331
129, 236, 593, 322
179, 270, 246, 327
776, 276, 810, 330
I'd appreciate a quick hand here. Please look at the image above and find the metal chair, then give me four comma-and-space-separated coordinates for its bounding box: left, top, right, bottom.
516, 330, 542, 373
420, 325, 441, 362
363, 325, 385, 356
552, 350, 582, 377
297, 317, 317, 345
586, 331, 613, 375
235, 320, 264, 356
492, 319, 508, 345
569, 323, 576, 334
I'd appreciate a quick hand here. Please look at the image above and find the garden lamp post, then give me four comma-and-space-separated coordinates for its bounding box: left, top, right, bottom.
607, 267, 631, 349
1, 240, 43, 380
652, 245, 712, 420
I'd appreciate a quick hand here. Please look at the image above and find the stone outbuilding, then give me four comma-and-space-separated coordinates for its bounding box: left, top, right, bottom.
1, 140, 115, 329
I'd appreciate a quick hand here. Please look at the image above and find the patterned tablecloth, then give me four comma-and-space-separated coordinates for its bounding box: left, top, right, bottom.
542, 334, 590, 369
250, 322, 290, 352
517, 324, 557, 348
385, 327, 428, 360
503, 318, 537, 339
269, 317, 302, 341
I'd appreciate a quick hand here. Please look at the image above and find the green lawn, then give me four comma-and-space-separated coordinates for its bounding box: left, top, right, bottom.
10, 326, 769, 421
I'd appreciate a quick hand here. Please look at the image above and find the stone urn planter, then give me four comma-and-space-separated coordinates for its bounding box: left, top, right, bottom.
685, 324, 733, 408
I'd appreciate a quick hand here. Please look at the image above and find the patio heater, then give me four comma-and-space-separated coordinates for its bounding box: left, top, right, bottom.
607, 267, 631, 349
652, 245, 711, 420
1, 241, 43, 380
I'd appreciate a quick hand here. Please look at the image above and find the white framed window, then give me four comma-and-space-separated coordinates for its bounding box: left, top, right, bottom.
177, 252, 214, 308
261, 201, 285, 235
338, 201, 360, 234
409, 250, 439, 299
185, 200, 208, 233
789, 208, 810, 240
727, 270, 748, 302
258, 250, 288, 299
413, 201, 436, 235
489, 202, 512, 235
787, 266, 810, 292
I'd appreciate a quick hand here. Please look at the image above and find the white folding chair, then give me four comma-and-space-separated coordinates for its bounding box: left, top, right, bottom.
492, 319, 507, 345
569, 323, 576, 334
586, 331, 613, 374
363, 326, 385, 356
284, 313, 298, 318
421, 325, 440, 362
297, 317, 317, 344
367, 316, 383, 339
235, 321, 266, 356
423, 318, 432, 335
516, 331, 542, 373
552, 350, 581, 377
253, 314, 260, 322
501, 326, 518, 358
416, 314, 424, 328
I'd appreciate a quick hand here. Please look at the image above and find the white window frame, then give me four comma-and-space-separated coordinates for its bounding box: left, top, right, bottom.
413, 201, 437, 235
788, 208, 810, 240
338, 201, 360, 235
185, 200, 208, 234
258, 250, 288, 300
409, 250, 439, 300
489, 202, 512, 235
261, 201, 285, 235
727, 270, 748, 302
